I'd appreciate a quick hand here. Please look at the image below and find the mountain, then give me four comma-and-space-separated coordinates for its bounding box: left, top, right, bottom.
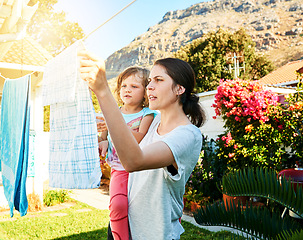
105, 0, 303, 80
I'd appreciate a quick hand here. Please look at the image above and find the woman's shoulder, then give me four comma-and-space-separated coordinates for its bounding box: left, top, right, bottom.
171, 124, 202, 140
161, 124, 202, 165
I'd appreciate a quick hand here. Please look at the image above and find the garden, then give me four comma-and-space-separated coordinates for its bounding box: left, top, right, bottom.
184, 72, 303, 239
0, 189, 242, 240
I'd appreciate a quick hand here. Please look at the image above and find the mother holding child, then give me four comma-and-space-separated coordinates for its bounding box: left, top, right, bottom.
79, 51, 205, 240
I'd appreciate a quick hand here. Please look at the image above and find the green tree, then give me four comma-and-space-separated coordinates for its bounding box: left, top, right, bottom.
175, 28, 274, 92
27, 0, 85, 56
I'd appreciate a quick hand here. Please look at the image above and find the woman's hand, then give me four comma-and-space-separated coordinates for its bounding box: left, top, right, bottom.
78, 50, 108, 95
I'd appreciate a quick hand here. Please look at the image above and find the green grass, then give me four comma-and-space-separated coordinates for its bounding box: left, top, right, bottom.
0, 201, 242, 240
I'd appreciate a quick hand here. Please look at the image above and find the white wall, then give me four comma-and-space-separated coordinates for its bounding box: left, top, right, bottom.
198, 91, 225, 141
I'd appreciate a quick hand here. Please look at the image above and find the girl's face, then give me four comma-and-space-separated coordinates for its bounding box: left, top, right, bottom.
120, 73, 145, 107
147, 64, 179, 111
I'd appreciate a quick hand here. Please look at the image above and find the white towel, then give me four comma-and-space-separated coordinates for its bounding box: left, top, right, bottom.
42, 41, 101, 189
42, 41, 81, 105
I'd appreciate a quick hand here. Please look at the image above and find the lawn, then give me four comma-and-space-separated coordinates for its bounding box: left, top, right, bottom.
0, 201, 243, 239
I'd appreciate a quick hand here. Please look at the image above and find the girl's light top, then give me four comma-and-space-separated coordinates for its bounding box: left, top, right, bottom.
107, 107, 157, 171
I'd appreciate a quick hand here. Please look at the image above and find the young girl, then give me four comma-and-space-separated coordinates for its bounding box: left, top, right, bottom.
97, 66, 157, 240
79, 52, 205, 239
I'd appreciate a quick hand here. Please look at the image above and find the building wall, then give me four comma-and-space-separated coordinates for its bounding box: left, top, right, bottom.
199, 92, 225, 141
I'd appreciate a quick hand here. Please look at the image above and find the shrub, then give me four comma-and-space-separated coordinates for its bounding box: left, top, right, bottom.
185, 136, 222, 206
212, 78, 301, 173
282, 73, 303, 161
43, 189, 71, 207
28, 192, 43, 212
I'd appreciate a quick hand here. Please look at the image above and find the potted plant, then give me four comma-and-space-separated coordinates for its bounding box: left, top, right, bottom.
194, 167, 303, 239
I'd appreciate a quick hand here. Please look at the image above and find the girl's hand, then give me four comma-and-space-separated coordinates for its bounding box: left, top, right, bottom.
78, 50, 107, 95
97, 119, 108, 132
98, 140, 109, 159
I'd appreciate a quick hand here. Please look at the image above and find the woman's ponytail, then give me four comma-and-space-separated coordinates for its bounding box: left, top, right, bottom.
182, 93, 205, 127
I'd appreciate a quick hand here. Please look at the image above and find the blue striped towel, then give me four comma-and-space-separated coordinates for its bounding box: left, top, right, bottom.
0, 75, 30, 217
43, 41, 101, 189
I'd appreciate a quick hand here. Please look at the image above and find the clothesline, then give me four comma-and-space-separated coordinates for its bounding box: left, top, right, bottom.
0, 0, 137, 81
0, 71, 37, 81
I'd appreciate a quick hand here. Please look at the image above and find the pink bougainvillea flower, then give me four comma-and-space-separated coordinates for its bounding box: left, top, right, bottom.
235, 116, 241, 122
226, 132, 232, 144
212, 79, 278, 123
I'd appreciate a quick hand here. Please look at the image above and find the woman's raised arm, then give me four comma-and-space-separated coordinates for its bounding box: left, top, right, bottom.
78, 50, 175, 172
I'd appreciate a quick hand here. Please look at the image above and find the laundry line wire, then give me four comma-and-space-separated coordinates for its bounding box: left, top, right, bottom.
0, 73, 6, 80
0, 71, 38, 81
82, 0, 138, 41
1, 1, 137, 81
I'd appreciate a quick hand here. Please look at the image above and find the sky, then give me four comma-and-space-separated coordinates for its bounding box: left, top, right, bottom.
54, 0, 209, 60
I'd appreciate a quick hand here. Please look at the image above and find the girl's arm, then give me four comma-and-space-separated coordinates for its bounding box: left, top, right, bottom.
132, 114, 154, 143
98, 139, 109, 159
100, 130, 108, 142
78, 51, 175, 172
98, 130, 108, 158
99, 113, 154, 144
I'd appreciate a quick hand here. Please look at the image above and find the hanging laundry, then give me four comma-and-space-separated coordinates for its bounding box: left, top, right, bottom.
42, 41, 101, 189
0, 75, 31, 217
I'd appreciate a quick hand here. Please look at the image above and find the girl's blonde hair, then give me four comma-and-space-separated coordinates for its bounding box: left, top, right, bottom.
114, 66, 150, 107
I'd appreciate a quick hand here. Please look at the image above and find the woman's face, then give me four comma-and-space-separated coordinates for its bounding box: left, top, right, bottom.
147, 64, 178, 110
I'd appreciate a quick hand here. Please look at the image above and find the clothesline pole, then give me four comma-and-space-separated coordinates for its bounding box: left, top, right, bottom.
82, 0, 138, 41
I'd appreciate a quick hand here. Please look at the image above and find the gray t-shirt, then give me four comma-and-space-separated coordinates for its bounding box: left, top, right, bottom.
128, 114, 202, 240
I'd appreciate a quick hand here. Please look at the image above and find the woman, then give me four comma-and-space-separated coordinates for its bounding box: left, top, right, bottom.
79, 52, 205, 240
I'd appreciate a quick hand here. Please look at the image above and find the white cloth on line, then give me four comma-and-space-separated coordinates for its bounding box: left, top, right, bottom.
42, 40, 101, 189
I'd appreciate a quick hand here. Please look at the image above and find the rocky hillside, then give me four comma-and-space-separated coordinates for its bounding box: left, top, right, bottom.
105, 0, 303, 80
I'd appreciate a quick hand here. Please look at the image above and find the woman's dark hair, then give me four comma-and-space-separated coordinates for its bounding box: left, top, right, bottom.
154, 58, 206, 127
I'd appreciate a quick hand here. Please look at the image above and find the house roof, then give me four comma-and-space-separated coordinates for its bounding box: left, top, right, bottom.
0, 35, 52, 67
0, 0, 52, 71
0, 0, 39, 58
0, 0, 37, 34
257, 60, 303, 86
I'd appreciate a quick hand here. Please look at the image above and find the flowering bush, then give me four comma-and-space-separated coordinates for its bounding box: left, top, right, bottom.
213, 79, 279, 129
288, 100, 303, 159
185, 75, 303, 207
282, 74, 303, 161
212, 78, 302, 172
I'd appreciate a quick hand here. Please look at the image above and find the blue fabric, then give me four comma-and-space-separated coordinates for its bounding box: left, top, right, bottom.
0, 75, 30, 217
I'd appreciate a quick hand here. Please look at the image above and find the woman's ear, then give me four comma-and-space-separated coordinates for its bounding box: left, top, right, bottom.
176, 85, 185, 96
